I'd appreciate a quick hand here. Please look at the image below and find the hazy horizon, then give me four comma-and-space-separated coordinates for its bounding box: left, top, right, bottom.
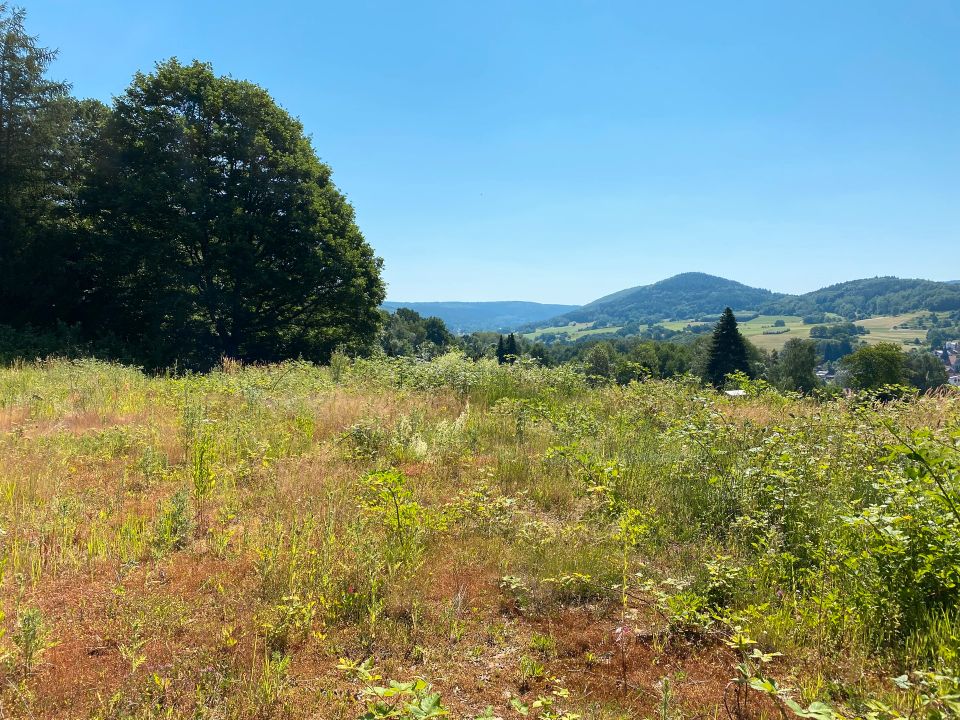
26, 1, 960, 304
384, 271, 960, 306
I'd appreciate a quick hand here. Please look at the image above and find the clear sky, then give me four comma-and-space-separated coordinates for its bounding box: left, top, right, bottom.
22, 1, 960, 304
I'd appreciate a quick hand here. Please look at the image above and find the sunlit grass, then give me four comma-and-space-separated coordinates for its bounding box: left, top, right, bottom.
0, 356, 956, 718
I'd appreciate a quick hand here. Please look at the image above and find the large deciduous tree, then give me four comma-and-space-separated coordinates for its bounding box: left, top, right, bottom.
904, 348, 948, 391
771, 338, 819, 393
85, 59, 384, 369
705, 307, 751, 387
840, 342, 906, 391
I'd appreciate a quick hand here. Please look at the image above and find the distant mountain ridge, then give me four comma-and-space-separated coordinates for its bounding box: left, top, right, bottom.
767, 277, 960, 317
382, 301, 579, 333
535, 273, 960, 330
568, 272, 784, 325
387, 274, 960, 335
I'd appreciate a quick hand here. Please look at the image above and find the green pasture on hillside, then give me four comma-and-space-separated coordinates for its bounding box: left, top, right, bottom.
525, 312, 934, 351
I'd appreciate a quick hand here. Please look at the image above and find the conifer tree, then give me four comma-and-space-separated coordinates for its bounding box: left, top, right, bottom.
0, 4, 70, 322
705, 307, 751, 387
495, 335, 506, 364
504, 333, 519, 364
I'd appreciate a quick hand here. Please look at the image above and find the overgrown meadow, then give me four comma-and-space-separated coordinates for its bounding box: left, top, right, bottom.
0, 354, 958, 719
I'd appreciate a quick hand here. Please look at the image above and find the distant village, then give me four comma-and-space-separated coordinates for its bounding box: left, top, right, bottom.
945, 340, 960, 386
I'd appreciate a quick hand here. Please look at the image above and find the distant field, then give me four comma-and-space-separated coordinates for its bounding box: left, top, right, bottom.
652, 315, 815, 351
855, 312, 927, 347
525, 312, 931, 350
524, 321, 622, 341
743, 313, 928, 351
658, 319, 699, 331
728, 315, 803, 350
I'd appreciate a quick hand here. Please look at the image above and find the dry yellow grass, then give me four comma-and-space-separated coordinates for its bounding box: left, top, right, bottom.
0, 358, 956, 719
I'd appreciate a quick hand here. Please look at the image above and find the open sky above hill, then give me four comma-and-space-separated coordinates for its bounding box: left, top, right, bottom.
26, 0, 960, 304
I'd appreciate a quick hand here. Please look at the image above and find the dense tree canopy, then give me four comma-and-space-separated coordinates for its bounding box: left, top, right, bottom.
558, 273, 782, 326
904, 348, 948, 391
838, 343, 948, 394
840, 343, 907, 391
771, 338, 819, 393
81, 60, 384, 368
840, 343, 948, 394
380, 308, 453, 358
0, 2, 385, 372
0, 4, 72, 324
771, 277, 960, 318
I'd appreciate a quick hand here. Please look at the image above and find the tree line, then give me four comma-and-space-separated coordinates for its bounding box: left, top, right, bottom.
0, 5, 383, 370
379, 304, 948, 394
1, 5, 950, 395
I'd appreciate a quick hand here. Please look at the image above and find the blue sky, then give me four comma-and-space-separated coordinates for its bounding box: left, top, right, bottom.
24, 1, 960, 303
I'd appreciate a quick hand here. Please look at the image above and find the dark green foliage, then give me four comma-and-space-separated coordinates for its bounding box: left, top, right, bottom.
80, 60, 384, 369
583, 342, 614, 382
927, 316, 960, 351
0, 10, 386, 372
771, 277, 960, 318
904, 349, 948, 391
554, 273, 783, 326
528, 342, 551, 366
816, 336, 864, 363
840, 343, 907, 390
529, 336, 693, 380
809, 323, 868, 339
493, 333, 520, 364
380, 308, 453, 358
832, 345, 947, 393
27, 98, 110, 327
770, 338, 819, 393
0, 4, 71, 325
705, 308, 751, 387
807, 323, 870, 364
0, 323, 91, 364
504, 333, 519, 364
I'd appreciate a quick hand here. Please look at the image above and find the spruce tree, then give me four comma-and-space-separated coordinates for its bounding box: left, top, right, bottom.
705, 307, 751, 387
0, 4, 70, 324
495, 335, 506, 364
504, 333, 519, 364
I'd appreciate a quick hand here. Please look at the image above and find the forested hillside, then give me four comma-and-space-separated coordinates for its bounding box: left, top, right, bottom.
382, 301, 579, 333
555, 273, 784, 326
537, 273, 960, 330
767, 277, 960, 317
